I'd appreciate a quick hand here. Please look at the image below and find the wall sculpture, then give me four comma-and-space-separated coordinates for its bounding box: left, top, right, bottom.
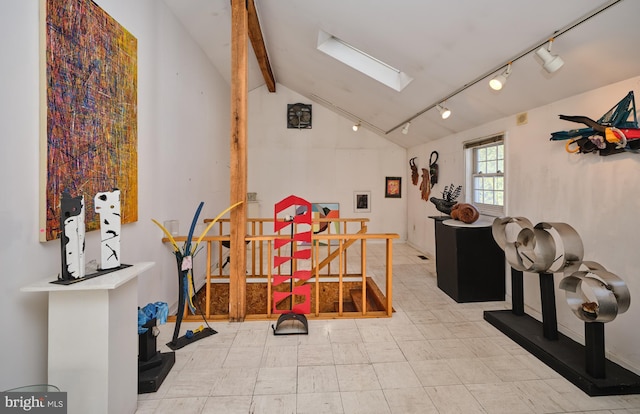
550, 90, 640, 156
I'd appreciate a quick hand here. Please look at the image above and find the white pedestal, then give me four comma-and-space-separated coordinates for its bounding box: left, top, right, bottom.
21, 262, 155, 414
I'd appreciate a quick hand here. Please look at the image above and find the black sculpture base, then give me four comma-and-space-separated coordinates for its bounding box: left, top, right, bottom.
484, 309, 640, 396
272, 312, 309, 335
138, 352, 175, 394
166, 326, 216, 350
51, 264, 133, 285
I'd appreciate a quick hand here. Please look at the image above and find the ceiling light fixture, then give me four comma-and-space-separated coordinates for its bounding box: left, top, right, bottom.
437, 104, 451, 120
489, 63, 512, 91
384, 1, 622, 136
352, 121, 361, 132
401, 122, 410, 135
535, 38, 564, 73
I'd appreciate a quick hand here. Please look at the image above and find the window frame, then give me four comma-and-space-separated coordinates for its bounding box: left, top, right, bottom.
464, 134, 505, 217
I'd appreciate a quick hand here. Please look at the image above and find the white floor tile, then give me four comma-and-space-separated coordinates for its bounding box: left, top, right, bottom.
425, 384, 486, 414
299, 344, 335, 366
340, 390, 391, 414
253, 366, 298, 395
250, 393, 297, 414
261, 344, 298, 367
297, 392, 344, 413
358, 325, 394, 343
364, 341, 406, 363
445, 358, 501, 384
373, 361, 421, 389
409, 360, 461, 387
335, 364, 381, 392
466, 382, 535, 413
152, 396, 207, 414
298, 365, 340, 393
332, 343, 370, 365
201, 395, 252, 413
223, 345, 264, 368
135, 243, 640, 414
383, 387, 438, 414
208, 367, 258, 396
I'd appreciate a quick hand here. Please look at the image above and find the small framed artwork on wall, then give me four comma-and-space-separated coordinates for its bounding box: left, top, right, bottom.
385, 177, 402, 198
354, 191, 371, 213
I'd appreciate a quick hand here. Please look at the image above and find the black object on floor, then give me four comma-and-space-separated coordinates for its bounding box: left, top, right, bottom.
166, 326, 217, 350
138, 352, 175, 394
484, 309, 640, 396
431, 217, 505, 302
138, 318, 175, 394
417, 255, 429, 260
272, 312, 309, 335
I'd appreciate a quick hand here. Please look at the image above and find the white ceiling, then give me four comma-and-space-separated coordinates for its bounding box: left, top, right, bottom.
163, 0, 640, 148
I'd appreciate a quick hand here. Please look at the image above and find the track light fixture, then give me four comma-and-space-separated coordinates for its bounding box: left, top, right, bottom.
385, 2, 619, 135
437, 104, 451, 120
401, 122, 411, 135
489, 63, 512, 91
352, 121, 361, 132
535, 38, 564, 73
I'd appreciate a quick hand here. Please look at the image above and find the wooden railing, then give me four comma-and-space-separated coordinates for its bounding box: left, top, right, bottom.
163, 217, 398, 320
205, 217, 370, 278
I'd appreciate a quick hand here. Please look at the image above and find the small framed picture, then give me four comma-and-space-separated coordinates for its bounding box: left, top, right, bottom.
385, 177, 402, 198
354, 191, 371, 213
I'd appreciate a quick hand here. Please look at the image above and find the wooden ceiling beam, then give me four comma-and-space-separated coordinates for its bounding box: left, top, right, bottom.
247, 0, 276, 92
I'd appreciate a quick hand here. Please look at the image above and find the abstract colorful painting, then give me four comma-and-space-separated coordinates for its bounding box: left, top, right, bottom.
311, 203, 340, 235
39, 0, 138, 241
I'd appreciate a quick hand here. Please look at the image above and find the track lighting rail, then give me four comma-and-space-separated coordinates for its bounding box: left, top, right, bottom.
384, 0, 622, 135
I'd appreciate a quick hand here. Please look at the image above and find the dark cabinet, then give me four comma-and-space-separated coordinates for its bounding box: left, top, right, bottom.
432, 217, 505, 303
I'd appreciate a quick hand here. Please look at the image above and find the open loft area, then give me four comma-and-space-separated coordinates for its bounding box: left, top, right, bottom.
5, 1, 640, 413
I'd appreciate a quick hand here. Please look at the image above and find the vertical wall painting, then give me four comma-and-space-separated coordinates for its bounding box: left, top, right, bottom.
385, 177, 402, 198
39, 0, 138, 241
353, 192, 371, 213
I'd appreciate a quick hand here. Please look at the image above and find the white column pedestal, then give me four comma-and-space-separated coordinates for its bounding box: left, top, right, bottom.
22, 262, 155, 414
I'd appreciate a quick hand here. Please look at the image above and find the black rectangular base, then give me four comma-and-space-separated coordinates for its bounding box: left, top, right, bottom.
166, 327, 216, 350
138, 352, 175, 394
484, 310, 640, 396
51, 264, 133, 285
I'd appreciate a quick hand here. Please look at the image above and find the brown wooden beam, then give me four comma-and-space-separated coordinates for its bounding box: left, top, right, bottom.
229, 0, 248, 321
247, 0, 276, 92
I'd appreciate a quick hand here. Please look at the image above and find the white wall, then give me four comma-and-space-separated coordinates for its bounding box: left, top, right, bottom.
408, 76, 640, 373
0, 0, 231, 390
248, 84, 407, 238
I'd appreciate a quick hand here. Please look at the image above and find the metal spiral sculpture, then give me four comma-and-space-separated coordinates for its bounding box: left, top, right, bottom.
491, 217, 630, 323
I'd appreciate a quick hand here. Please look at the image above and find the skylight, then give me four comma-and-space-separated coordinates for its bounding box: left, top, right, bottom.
317, 30, 413, 92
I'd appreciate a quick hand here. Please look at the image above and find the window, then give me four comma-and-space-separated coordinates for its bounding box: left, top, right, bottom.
316, 30, 413, 92
465, 135, 504, 216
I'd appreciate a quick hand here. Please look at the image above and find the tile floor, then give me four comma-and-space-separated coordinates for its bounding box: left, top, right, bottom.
135, 243, 640, 414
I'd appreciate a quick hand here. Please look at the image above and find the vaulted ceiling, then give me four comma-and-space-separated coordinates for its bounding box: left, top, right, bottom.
163, 0, 640, 148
